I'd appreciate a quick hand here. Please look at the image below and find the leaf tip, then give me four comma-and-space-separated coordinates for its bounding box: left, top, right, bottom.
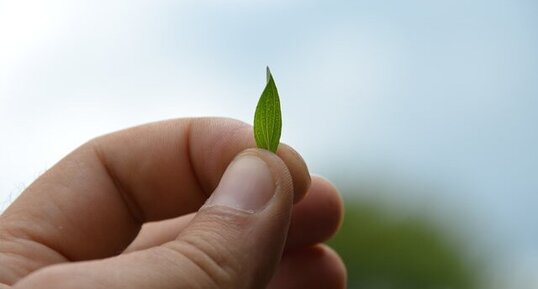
266, 66, 272, 83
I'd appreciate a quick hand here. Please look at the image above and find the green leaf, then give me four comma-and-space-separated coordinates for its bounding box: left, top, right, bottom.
254, 67, 282, 153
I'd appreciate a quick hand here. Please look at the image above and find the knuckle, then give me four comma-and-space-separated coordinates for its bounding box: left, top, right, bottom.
162, 207, 252, 289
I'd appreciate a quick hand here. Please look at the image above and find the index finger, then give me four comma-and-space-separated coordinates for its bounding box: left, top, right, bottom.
0, 118, 310, 283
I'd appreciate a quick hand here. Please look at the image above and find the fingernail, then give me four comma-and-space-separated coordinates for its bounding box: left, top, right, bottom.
205, 155, 275, 212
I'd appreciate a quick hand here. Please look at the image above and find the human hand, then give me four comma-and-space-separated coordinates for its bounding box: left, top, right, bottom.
0, 118, 346, 289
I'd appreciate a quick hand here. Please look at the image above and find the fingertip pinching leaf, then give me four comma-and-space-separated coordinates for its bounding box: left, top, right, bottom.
254, 67, 282, 153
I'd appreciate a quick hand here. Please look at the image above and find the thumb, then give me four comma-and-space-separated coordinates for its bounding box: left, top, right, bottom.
14, 149, 302, 289
167, 149, 297, 288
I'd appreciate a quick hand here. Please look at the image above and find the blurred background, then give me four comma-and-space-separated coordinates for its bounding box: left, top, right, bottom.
1, 1, 537, 288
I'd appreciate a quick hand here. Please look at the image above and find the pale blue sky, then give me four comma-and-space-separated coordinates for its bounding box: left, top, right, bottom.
1, 0, 537, 286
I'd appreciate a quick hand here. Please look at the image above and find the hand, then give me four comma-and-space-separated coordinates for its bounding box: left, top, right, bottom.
0, 118, 346, 289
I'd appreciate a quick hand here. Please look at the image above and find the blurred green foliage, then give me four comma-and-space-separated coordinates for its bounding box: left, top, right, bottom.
329, 200, 478, 289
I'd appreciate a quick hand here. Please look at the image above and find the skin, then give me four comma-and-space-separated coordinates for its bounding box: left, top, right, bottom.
0, 118, 346, 289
